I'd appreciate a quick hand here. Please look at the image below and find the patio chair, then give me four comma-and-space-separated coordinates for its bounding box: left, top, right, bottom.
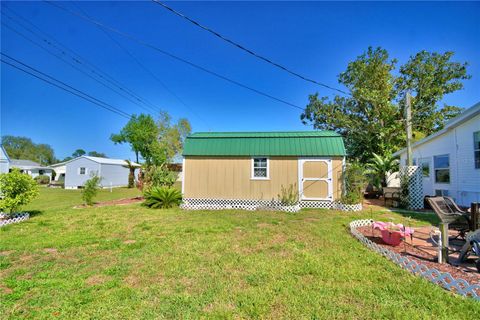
426, 196, 471, 240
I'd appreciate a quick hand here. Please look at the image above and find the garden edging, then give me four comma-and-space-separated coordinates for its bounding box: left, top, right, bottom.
349, 219, 480, 300
0, 213, 30, 228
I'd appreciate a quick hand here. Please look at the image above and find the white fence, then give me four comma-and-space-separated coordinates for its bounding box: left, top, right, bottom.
0, 213, 30, 227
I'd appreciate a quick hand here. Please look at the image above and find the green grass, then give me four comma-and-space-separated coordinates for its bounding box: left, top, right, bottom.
1, 188, 479, 319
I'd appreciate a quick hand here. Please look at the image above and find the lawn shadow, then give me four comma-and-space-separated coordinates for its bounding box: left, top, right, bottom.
27, 210, 44, 218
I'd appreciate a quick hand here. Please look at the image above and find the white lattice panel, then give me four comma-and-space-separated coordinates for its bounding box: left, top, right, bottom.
0, 213, 30, 227
400, 166, 423, 210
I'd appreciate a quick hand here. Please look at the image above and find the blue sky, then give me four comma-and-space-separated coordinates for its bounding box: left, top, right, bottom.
1, 1, 479, 161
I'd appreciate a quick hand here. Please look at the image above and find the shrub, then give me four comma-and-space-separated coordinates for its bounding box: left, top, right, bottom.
277, 183, 299, 206
82, 175, 102, 206
143, 186, 182, 209
341, 161, 367, 205
141, 164, 177, 189
0, 169, 39, 214
34, 175, 50, 184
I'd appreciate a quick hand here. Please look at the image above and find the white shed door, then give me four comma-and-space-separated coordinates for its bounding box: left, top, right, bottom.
299, 158, 333, 201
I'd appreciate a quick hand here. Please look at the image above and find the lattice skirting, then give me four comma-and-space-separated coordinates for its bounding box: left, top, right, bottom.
349, 219, 480, 300
181, 198, 362, 212
0, 213, 30, 228
400, 166, 423, 210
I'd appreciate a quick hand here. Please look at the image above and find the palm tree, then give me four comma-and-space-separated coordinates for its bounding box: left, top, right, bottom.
366, 153, 399, 188
125, 160, 137, 188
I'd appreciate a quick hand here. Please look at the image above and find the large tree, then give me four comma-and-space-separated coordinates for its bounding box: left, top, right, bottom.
156, 111, 191, 162
1, 136, 56, 165
111, 114, 159, 163
301, 47, 470, 162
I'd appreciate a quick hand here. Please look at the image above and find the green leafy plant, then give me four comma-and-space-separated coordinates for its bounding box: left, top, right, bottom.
81, 174, 101, 206
125, 160, 137, 188
141, 164, 177, 189
366, 153, 399, 188
34, 175, 51, 185
277, 183, 299, 206
0, 169, 39, 214
143, 186, 182, 209
341, 162, 367, 205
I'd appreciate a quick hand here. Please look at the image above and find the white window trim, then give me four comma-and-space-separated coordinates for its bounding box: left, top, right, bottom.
433, 154, 450, 184
251, 157, 270, 180
79, 167, 87, 175
419, 157, 431, 179
474, 131, 480, 169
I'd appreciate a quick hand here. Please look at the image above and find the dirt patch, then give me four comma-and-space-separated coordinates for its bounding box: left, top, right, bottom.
357, 226, 480, 285
0, 250, 15, 256
85, 274, 110, 286
43, 248, 58, 254
75, 197, 143, 209
257, 223, 273, 228
123, 240, 136, 244
303, 217, 320, 222
123, 275, 141, 288
0, 285, 13, 294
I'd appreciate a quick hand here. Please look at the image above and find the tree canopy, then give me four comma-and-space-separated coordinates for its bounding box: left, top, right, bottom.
301, 47, 470, 162
111, 112, 191, 165
1, 136, 56, 165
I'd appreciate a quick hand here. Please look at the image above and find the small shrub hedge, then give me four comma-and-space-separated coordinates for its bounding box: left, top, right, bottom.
0, 169, 39, 214
82, 175, 102, 206
34, 175, 50, 184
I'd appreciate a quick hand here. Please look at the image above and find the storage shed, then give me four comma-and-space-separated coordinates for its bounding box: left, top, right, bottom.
64, 156, 140, 189
181, 131, 346, 210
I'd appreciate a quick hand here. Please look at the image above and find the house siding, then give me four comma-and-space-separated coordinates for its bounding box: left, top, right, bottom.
0, 147, 9, 174
399, 113, 480, 206
183, 157, 343, 200
65, 158, 101, 189
98, 163, 136, 188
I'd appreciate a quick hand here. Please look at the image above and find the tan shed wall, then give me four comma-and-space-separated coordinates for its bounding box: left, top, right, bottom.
184, 157, 344, 201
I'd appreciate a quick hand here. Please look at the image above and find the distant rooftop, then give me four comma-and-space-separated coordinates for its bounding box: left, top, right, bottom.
10, 159, 50, 169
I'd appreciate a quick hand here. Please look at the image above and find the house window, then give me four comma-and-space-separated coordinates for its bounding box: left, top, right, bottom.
252, 157, 269, 179
474, 131, 480, 169
39, 170, 45, 175
435, 189, 449, 197
419, 158, 430, 177
79, 167, 86, 175
434, 154, 450, 183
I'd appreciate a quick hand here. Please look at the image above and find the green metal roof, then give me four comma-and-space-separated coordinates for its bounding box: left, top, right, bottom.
183, 131, 346, 157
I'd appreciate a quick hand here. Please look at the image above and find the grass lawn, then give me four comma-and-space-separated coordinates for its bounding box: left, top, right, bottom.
1, 188, 479, 319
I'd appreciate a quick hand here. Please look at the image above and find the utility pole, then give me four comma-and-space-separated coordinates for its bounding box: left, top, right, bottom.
405, 92, 413, 166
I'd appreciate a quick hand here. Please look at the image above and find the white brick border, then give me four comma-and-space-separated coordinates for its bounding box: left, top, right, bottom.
0, 213, 30, 227
181, 198, 362, 212
349, 219, 480, 300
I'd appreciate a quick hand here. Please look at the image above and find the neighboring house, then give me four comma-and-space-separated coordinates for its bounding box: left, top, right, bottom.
9, 159, 53, 180
393, 102, 480, 207
50, 161, 67, 182
181, 131, 346, 208
0, 145, 9, 174
64, 156, 140, 189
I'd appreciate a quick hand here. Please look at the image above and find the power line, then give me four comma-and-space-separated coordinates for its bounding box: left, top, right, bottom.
3, 5, 162, 115
43, 0, 305, 111
1, 18, 159, 115
68, 1, 210, 127
1, 52, 132, 119
151, 0, 350, 96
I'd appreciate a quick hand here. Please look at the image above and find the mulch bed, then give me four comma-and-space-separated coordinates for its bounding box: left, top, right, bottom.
357, 226, 480, 285
74, 197, 144, 209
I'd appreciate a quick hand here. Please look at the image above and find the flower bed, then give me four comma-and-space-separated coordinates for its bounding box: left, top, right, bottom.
0, 213, 30, 228
349, 219, 480, 300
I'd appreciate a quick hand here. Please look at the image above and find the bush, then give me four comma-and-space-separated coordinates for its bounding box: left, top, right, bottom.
341, 161, 367, 205
277, 183, 299, 205
141, 164, 177, 189
82, 175, 102, 206
34, 175, 50, 184
0, 169, 39, 214
143, 186, 182, 209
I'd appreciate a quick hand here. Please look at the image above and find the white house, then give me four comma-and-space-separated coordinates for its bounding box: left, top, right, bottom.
393, 102, 480, 207
9, 159, 54, 180
50, 161, 67, 182
63, 156, 140, 189
0, 145, 9, 174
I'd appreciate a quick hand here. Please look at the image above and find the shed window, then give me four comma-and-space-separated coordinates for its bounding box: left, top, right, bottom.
434, 154, 449, 183
79, 167, 86, 175
252, 158, 269, 179
474, 131, 480, 169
